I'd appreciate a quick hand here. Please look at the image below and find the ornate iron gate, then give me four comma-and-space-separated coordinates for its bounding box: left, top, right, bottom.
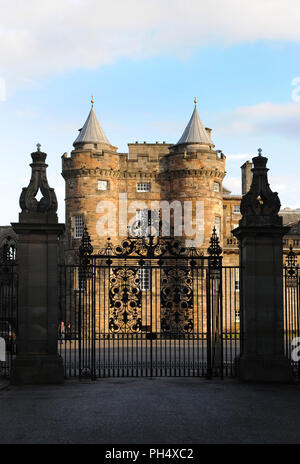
0, 249, 18, 379
59, 229, 241, 379
284, 245, 300, 378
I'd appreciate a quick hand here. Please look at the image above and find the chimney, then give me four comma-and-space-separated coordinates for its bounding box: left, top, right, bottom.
241, 161, 253, 195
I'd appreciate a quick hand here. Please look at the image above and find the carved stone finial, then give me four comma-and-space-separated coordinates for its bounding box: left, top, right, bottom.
239, 151, 281, 224
19, 146, 58, 220
37, 143, 41, 152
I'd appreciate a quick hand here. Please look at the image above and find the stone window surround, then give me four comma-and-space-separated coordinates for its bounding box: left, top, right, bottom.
97, 180, 109, 191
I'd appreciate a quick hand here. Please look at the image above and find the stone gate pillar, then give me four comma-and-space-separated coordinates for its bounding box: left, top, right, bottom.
233, 149, 293, 382
11, 145, 65, 384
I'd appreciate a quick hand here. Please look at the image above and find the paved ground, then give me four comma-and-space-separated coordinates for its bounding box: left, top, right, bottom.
0, 378, 300, 444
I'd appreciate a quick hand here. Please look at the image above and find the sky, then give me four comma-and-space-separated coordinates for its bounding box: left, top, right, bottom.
1, 0, 300, 224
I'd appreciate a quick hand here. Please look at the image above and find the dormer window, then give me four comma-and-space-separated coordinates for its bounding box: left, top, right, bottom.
137, 182, 151, 192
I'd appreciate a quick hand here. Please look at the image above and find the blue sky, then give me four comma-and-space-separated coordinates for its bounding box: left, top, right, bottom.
1, 0, 300, 223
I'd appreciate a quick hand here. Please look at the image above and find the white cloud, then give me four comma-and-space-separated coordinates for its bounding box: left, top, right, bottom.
223, 173, 300, 207
226, 153, 251, 160
0, 77, 6, 101
269, 174, 300, 208
223, 176, 241, 195
216, 101, 300, 138
1, 0, 300, 88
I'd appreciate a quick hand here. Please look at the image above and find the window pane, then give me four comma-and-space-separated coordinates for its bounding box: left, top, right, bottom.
137, 183, 151, 192
74, 215, 84, 239
214, 182, 220, 192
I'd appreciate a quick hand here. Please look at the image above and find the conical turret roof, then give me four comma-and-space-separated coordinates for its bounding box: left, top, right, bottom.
176, 102, 211, 146
73, 105, 110, 146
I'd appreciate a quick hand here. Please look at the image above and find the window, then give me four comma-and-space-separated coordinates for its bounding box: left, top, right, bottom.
235, 310, 240, 323
214, 216, 220, 237
98, 180, 108, 191
214, 182, 220, 192
74, 215, 84, 239
138, 267, 150, 291
234, 268, 240, 292
234, 205, 240, 213
137, 182, 151, 192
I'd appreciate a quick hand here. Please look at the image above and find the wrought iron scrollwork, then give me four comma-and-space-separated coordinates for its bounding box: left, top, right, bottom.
99, 235, 203, 259
285, 244, 298, 279
109, 266, 142, 333
160, 266, 194, 335
76, 229, 223, 338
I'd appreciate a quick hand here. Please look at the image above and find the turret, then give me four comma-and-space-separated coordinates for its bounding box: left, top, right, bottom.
166, 99, 226, 249
62, 98, 120, 262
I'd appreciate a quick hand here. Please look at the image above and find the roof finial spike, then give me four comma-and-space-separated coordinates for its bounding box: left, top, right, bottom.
194, 96, 197, 105
91, 95, 94, 106
258, 147, 262, 157
36, 143, 41, 152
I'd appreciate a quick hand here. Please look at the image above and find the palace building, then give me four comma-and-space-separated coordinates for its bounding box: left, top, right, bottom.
0, 98, 299, 344
60, 99, 300, 269
1, 99, 299, 269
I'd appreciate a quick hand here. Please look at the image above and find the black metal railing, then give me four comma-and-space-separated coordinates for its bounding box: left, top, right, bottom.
0, 257, 18, 379
58, 229, 242, 379
284, 245, 300, 378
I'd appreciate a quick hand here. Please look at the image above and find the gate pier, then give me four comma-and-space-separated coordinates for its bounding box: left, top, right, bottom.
233, 149, 294, 382
11, 145, 65, 384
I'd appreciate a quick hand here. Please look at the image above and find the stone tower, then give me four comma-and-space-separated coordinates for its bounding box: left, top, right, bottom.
165, 98, 225, 248
62, 99, 226, 261
62, 99, 120, 263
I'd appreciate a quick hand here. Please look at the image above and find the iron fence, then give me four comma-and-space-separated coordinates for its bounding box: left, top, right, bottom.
0, 260, 17, 378
58, 229, 241, 379
284, 245, 300, 378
